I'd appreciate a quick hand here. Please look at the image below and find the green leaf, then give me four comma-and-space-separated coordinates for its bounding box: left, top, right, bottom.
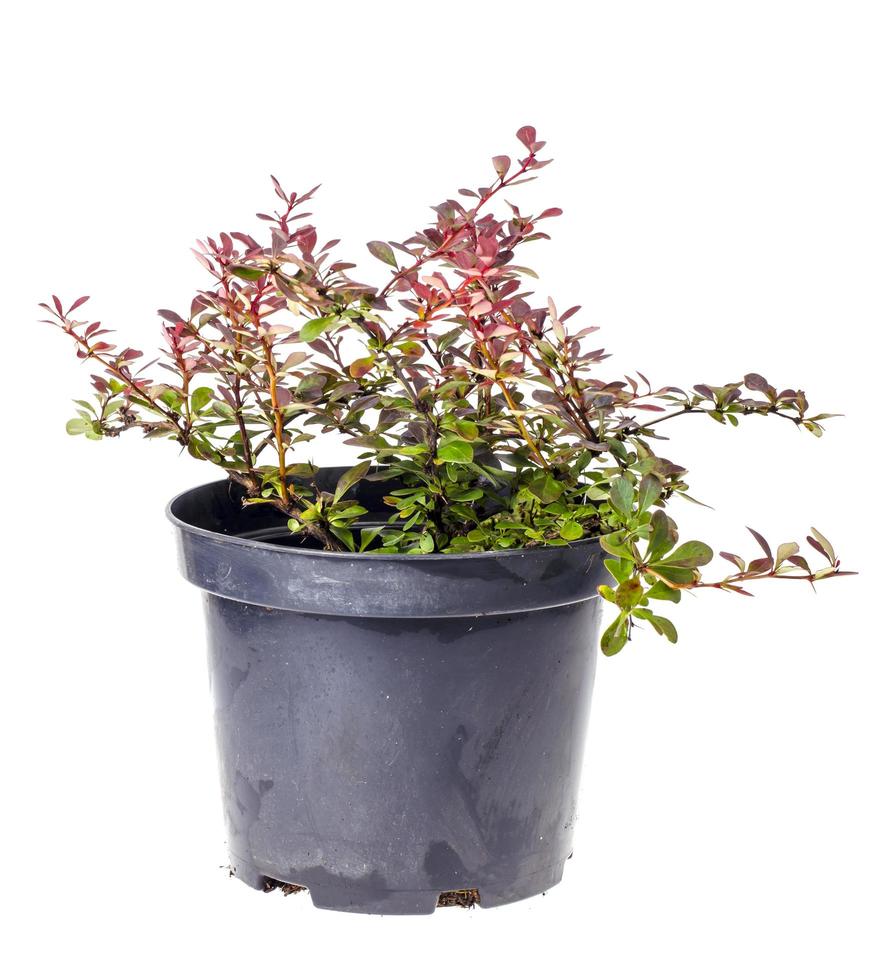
359, 527, 380, 552
604, 557, 633, 582
449, 487, 483, 502
600, 531, 635, 560
649, 564, 698, 585
329, 525, 356, 551
211, 399, 236, 420
160, 389, 183, 410
645, 581, 682, 603
559, 520, 584, 541
662, 540, 713, 568
647, 509, 676, 561
637, 474, 661, 513
437, 327, 463, 351
610, 475, 634, 517
436, 436, 474, 464
230, 265, 266, 281
66, 417, 90, 435
367, 240, 397, 267
300, 314, 338, 342
330, 505, 368, 522
601, 614, 629, 656
528, 473, 564, 504
333, 460, 371, 503
418, 532, 435, 553
190, 386, 214, 413
635, 608, 678, 642
615, 577, 643, 611
598, 585, 617, 603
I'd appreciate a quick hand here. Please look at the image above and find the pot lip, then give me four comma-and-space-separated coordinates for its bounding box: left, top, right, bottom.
166, 478, 602, 562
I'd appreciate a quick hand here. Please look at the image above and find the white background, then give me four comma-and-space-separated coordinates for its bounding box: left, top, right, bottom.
2, 1, 888, 976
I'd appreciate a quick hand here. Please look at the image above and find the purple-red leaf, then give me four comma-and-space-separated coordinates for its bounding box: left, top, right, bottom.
516, 125, 537, 150
747, 527, 773, 561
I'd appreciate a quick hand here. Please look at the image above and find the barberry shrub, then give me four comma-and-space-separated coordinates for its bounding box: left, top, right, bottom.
42, 126, 852, 654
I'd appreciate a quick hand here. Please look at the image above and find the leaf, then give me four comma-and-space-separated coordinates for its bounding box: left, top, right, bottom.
775, 541, 800, 566
300, 314, 337, 342
230, 265, 265, 281
211, 400, 236, 420
635, 608, 678, 643
68, 295, 90, 313
333, 460, 371, 503
647, 510, 676, 562
637, 474, 661, 513
559, 520, 584, 541
600, 614, 629, 656
648, 564, 698, 586
719, 551, 746, 571
329, 525, 356, 551
529, 473, 564, 504
367, 241, 397, 267
66, 418, 89, 435
747, 527, 773, 562
436, 436, 474, 464
615, 578, 643, 611
746, 557, 773, 575
662, 541, 714, 568
744, 373, 771, 393
808, 527, 836, 565
786, 554, 812, 574
190, 386, 214, 413
600, 532, 635, 561
359, 528, 380, 552
492, 155, 510, 177
609, 475, 634, 517
349, 356, 376, 379
645, 581, 682, 603
418, 532, 435, 553
516, 125, 537, 150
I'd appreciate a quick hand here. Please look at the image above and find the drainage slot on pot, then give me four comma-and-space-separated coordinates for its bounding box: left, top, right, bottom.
262, 877, 307, 897
437, 889, 480, 909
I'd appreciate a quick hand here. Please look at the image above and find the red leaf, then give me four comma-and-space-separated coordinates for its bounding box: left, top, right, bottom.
270, 174, 287, 201
516, 125, 537, 149
747, 527, 773, 561
68, 295, 90, 314
806, 535, 831, 564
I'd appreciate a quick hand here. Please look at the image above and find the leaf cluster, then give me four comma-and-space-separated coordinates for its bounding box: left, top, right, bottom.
42, 126, 853, 650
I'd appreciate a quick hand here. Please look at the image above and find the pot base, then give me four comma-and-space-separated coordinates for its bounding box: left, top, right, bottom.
230, 854, 566, 914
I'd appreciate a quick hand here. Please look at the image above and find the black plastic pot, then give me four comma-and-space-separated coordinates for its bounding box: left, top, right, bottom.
168, 468, 608, 914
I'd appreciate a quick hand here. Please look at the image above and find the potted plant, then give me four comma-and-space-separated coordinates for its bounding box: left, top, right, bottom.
42, 125, 851, 914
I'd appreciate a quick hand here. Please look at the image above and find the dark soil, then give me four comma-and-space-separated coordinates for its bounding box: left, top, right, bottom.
437, 888, 480, 909
262, 876, 307, 897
